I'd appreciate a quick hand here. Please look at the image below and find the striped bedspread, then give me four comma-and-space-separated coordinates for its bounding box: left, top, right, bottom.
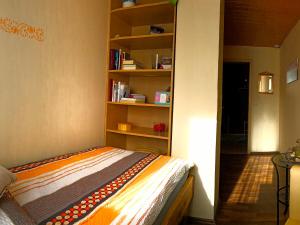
8, 147, 190, 225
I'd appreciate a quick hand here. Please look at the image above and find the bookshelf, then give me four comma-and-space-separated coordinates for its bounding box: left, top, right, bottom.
105, 0, 176, 155
108, 69, 172, 76
107, 101, 170, 108
110, 33, 174, 50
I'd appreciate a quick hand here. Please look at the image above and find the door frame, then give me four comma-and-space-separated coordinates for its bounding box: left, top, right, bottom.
222, 59, 252, 154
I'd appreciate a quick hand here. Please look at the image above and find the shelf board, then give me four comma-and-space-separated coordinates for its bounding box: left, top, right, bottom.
107, 101, 170, 108
108, 69, 172, 76
107, 127, 169, 140
110, 33, 174, 50
111, 1, 175, 26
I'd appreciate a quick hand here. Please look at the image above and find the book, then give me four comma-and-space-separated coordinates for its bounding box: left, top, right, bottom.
122, 60, 135, 65
118, 49, 122, 70
110, 49, 130, 70
110, 50, 115, 70
111, 80, 130, 102
122, 65, 137, 70
155, 53, 159, 69
122, 52, 130, 61
114, 50, 119, 70
112, 80, 117, 102
121, 93, 146, 103
129, 94, 146, 102
119, 82, 130, 101
120, 98, 145, 103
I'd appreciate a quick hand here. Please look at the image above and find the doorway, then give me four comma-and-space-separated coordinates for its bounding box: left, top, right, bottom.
221, 62, 250, 154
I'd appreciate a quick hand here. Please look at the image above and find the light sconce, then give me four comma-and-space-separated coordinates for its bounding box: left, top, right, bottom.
258, 71, 274, 94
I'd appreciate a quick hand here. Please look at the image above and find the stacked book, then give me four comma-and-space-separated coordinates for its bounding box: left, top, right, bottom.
110, 80, 130, 102
120, 94, 146, 104
122, 60, 137, 70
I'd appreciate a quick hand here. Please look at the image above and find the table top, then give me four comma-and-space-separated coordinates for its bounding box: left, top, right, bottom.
272, 152, 300, 168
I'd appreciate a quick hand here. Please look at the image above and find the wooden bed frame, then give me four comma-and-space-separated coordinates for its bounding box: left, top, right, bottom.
162, 175, 195, 225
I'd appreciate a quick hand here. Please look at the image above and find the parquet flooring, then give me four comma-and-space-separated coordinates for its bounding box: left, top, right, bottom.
216, 154, 287, 225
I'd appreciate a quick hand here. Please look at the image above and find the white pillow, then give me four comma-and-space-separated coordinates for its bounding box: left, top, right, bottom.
0, 166, 16, 198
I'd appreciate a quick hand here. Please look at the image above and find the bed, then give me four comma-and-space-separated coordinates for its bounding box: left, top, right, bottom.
6, 146, 194, 225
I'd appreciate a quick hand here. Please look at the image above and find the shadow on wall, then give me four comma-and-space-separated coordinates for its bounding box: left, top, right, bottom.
188, 117, 217, 218
189, 165, 214, 218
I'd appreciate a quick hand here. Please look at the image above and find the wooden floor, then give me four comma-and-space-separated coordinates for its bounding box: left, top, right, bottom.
216, 154, 287, 225
183, 153, 289, 225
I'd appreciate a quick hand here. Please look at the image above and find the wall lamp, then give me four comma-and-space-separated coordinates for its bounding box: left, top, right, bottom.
258, 71, 274, 94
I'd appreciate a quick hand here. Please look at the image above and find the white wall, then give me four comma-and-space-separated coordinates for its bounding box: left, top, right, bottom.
224, 46, 280, 152
0, 0, 108, 167
172, 0, 223, 220
279, 20, 300, 151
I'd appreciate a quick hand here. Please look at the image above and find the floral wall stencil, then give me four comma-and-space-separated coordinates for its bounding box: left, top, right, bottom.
0, 18, 44, 41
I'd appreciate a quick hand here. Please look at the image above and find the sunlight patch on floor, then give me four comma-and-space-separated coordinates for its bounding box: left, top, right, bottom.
227, 156, 273, 204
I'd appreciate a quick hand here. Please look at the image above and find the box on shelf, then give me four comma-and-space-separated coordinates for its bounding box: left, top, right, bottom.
155, 91, 170, 105
122, 0, 136, 8
150, 26, 165, 34
153, 123, 166, 132
161, 56, 172, 70
118, 123, 132, 131
153, 54, 173, 70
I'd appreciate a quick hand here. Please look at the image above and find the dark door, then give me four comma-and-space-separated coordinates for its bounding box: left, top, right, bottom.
221, 62, 250, 154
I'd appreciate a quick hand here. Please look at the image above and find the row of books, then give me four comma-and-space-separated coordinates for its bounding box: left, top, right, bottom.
110, 80, 130, 102
110, 49, 130, 70
110, 49, 143, 70
110, 49, 173, 71
109, 80, 146, 103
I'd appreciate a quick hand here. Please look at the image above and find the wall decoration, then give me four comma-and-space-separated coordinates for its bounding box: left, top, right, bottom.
258, 71, 274, 94
287, 58, 298, 84
0, 18, 44, 42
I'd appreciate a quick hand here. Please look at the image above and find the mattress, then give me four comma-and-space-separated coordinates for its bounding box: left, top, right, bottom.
153, 171, 189, 225
8, 147, 191, 225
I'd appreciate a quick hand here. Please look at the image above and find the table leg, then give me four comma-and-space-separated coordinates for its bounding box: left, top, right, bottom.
275, 165, 280, 225
284, 168, 289, 215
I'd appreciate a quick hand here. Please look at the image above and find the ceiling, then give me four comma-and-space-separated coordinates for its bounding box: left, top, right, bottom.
224, 0, 300, 47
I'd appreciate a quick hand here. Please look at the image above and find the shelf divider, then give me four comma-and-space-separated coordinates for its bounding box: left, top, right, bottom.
107, 101, 170, 108
107, 127, 169, 140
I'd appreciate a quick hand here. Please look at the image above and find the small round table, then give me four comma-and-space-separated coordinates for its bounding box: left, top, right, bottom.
272, 152, 300, 225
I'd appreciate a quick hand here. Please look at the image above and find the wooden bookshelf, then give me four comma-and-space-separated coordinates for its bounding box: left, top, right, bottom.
110, 33, 174, 50
109, 69, 172, 76
107, 101, 170, 108
107, 127, 168, 140
111, 2, 174, 26
105, 0, 176, 155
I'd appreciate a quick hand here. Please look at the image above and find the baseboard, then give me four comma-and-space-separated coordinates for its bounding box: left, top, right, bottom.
250, 151, 277, 155
185, 217, 216, 225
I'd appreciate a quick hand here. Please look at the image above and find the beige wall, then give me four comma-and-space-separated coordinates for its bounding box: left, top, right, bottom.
223, 46, 280, 152
279, 20, 300, 151
0, 0, 108, 167
173, 0, 223, 220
